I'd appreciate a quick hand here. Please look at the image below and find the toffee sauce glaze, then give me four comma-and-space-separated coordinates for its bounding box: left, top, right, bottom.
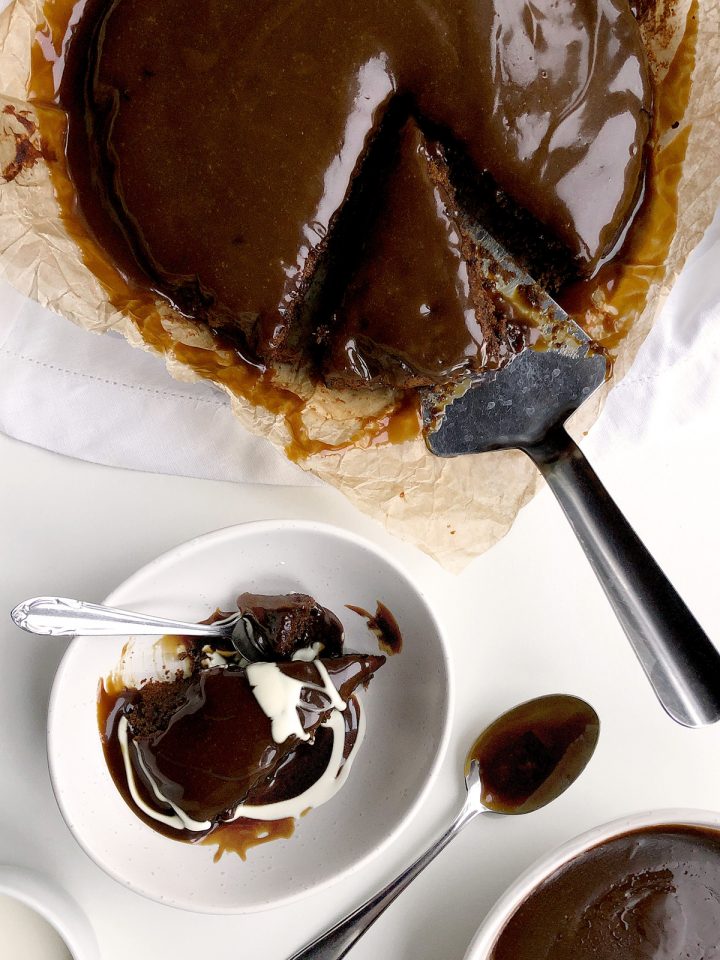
98, 669, 369, 860
29, 0, 696, 458
97, 593, 389, 861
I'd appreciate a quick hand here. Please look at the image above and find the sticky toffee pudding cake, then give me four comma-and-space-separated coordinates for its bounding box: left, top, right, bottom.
56, 0, 652, 390
99, 594, 387, 857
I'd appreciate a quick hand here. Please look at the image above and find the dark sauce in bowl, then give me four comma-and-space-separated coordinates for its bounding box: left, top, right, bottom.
489, 823, 720, 960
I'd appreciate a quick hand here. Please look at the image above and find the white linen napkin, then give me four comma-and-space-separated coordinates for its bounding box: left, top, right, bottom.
586, 205, 720, 457
0, 280, 316, 485
1, 206, 719, 484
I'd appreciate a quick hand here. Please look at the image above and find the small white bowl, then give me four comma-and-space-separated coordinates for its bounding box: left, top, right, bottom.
464, 808, 720, 959
0, 865, 99, 960
48, 520, 452, 913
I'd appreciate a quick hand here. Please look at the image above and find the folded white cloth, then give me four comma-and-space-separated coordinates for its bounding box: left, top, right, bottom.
0, 281, 316, 485
1, 205, 719, 485
585, 205, 720, 458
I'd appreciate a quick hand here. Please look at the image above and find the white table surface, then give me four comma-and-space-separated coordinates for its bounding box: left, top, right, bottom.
1, 19, 719, 937
2, 317, 720, 960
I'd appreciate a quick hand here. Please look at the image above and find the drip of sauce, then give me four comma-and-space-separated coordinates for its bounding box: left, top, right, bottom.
23, 0, 695, 461
559, 0, 699, 348
466, 694, 599, 814
347, 602, 404, 655
489, 824, 720, 960
202, 816, 296, 863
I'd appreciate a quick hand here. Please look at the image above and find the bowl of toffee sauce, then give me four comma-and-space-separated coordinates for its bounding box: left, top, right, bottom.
464, 808, 720, 960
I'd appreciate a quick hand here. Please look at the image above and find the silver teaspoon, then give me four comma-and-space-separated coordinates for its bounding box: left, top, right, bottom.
289, 693, 600, 960
10, 596, 271, 661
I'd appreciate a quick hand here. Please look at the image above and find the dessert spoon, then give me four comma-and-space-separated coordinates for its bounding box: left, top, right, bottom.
9, 596, 270, 661
288, 693, 599, 960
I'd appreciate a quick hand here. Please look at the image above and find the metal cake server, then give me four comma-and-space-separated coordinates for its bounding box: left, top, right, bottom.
422, 225, 720, 728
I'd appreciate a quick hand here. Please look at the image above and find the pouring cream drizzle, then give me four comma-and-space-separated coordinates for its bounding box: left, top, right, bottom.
118, 715, 211, 831
246, 656, 346, 744
117, 645, 365, 831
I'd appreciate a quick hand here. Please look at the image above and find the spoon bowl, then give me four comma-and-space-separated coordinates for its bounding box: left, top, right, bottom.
289, 693, 600, 960
468, 693, 600, 814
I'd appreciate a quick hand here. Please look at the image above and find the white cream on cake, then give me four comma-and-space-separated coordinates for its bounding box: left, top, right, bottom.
118, 643, 367, 830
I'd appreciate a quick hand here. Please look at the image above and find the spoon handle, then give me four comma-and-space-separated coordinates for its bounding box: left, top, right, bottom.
288, 803, 479, 960
527, 427, 720, 728
10, 596, 222, 639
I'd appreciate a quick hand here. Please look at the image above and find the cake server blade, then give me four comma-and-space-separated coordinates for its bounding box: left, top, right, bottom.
421, 227, 720, 728
422, 221, 607, 454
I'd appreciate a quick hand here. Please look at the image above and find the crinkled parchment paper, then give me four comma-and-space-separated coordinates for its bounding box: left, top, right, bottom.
0, 0, 718, 570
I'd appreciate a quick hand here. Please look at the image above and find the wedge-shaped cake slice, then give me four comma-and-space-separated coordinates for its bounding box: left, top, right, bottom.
321, 120, 524, 389
126, 655, 384, 826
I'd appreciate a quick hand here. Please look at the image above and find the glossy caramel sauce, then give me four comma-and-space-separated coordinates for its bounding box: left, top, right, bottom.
466, 694, 599, 814
98, 679, 300, 859
347, 602, 404, 656
323, 119, 527, 389
489, 824, 720, 960
96, 593, 388, 858
98, 660, 379, 854
27, 0, 695, 459
559, 2, 699, 349
56, 0, 649, 336
202, 815, 296, 864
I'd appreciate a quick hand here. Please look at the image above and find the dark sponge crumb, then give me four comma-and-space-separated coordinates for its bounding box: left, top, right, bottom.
125, 676, 191, 738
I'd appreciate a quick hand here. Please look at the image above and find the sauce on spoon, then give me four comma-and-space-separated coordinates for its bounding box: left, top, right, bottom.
284, 693, 599, 958
466, 694, 600, 814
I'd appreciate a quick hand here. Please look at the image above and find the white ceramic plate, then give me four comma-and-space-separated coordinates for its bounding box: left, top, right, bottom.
463, 808, 720, 959
48, 520, 452, 913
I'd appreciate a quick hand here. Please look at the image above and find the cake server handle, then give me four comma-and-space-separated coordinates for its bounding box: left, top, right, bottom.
525, 425, 720, 728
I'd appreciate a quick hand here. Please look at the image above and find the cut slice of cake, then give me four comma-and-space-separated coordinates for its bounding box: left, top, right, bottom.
320, 120, 525, 389
125, 655, 385, 827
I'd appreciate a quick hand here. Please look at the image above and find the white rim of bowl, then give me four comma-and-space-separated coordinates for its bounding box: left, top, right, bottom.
463, 806, 720, 960
47, 518, 454, 913
0, 865, 100, 960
